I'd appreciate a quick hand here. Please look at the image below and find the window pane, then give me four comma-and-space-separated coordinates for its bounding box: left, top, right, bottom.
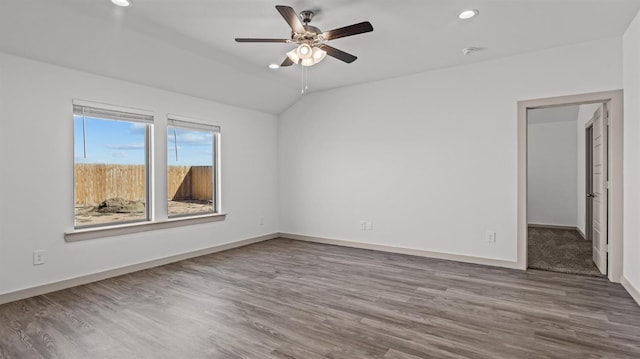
74, 116, 148, 227
167, 126, 215, 217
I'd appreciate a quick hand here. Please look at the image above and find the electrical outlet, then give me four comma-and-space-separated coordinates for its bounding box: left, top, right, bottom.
486, 231, 496, 243
33, 250, 45, 265
259, 216, 265, 225
366, 221, 373, 231
360, 220, 373, 231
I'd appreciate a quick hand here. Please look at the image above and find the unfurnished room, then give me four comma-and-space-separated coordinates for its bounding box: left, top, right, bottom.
1, 1, 640, 358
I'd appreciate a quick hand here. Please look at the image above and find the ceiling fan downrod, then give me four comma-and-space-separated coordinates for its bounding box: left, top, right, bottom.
300, 10, 314, 25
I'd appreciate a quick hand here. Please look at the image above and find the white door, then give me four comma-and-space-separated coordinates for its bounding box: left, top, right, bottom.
590, 105, 608, 274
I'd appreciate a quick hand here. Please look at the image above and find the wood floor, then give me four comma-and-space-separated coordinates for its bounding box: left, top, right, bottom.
1, 239, 639, 359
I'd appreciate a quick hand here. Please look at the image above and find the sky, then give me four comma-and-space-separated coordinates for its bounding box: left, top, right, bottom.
73, 116, 213, 166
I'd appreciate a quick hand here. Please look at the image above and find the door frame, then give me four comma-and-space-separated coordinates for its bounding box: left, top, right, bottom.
586, 105, 608, 274
585, 122, 594, 242
517, 90, 623, 282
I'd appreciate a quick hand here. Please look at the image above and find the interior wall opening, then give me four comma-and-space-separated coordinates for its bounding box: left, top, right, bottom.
518, 90, 623, 282
526, 102, 606, 277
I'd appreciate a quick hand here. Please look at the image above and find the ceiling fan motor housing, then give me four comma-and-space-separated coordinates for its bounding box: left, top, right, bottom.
294, 25, 322, 43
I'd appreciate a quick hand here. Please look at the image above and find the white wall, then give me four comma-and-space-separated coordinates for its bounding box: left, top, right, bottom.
0, 53, 279, 295
279, 38, 622, 263
623, 11, 640, 296
527, 120, 577, 227
576, 103, 602, 235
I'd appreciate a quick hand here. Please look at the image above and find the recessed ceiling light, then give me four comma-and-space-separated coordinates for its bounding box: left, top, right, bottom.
458, 9, 478, 20
268, 63, 280, 69
111, 0, 132, 7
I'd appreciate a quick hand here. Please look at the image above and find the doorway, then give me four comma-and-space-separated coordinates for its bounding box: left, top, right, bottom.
526, 103, 604, 276
517, 90, 623, 282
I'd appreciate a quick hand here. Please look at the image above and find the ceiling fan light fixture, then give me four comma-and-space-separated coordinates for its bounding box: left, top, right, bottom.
291, 44, 327, 67
296, 44, 313, 59
301, 58, 316, 67
312, 47, 327, 62
268, 63, 280, 69
286, 49, 301, 64
458, 9, 478, 20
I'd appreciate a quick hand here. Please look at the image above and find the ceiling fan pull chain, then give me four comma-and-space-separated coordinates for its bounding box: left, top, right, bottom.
304, 66, 309, 93
301, 65, 306, 95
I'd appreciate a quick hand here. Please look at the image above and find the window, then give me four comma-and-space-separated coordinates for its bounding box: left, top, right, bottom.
73, 101, 152, 228
167, 116, 219, 217
67, 102, 224, 241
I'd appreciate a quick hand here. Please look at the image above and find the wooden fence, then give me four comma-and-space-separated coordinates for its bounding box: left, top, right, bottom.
75, 164, 213, 205
167, 166, 213, 201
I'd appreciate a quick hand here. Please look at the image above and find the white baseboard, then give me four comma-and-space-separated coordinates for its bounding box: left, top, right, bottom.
528, 223, 578, 231
280, 233, 520, 270
13, 232, 627, 306
0, 233, 278, 305
528, 223, 587, 240
621, 276, 640, 306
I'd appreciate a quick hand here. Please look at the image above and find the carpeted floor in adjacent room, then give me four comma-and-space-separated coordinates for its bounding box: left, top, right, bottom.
528, 226, 603, 277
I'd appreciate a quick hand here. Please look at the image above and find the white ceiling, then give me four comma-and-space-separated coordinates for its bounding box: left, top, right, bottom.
1, 1, 639, 114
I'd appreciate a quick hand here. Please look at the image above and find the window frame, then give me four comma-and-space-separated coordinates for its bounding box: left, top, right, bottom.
65, 101, 225, 242
166, 114, 221, 219
72, 100, 154, 229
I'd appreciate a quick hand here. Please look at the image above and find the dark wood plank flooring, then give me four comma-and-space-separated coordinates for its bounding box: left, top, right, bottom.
1, 238, 639, 358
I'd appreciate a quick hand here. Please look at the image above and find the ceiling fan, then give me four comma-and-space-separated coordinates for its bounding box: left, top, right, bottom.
235, 5, 374, 67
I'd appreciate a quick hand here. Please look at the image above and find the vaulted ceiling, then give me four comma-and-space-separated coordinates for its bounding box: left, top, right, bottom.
1, 1, 639, 114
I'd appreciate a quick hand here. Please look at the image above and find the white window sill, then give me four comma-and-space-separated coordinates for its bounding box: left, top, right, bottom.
64, 213, 227, 242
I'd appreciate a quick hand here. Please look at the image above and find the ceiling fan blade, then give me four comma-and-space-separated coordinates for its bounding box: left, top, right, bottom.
321, 45, 357, 63
281, 57, 294, 67
321, 21, 374, 41
235, 38, 290, 43
276, 5, 306, 34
